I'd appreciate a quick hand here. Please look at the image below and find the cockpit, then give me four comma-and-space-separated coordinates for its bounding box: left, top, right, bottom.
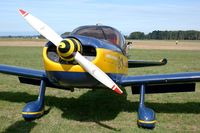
71, 25, 126, 51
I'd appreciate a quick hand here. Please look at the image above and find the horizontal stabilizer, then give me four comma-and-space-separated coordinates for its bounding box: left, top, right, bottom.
128, 58, 167, 68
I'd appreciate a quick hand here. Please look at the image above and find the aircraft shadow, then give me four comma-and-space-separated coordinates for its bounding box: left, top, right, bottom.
0, 90, 200, 118
0, 90, 200, 131
0, 89, 131, 121
2, 120, 37, 133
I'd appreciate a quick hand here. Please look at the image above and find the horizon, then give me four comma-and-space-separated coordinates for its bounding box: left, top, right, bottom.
0, 0, 200, 36
1, 29, 200, 37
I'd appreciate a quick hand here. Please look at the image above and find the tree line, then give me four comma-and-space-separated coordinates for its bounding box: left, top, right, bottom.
127, 30, 200, 40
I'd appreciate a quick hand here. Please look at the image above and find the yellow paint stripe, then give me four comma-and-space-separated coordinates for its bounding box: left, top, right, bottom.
60, 42, 66, 48
22, 110, 44, 115
73, 39, 81, 52
138, 119, 156, 124
60, 56, 74, 61
62, 39, 74, 57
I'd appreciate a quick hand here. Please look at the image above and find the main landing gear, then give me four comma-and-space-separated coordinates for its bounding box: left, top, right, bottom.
22, 80, 46, 120
137, 84, 156, 129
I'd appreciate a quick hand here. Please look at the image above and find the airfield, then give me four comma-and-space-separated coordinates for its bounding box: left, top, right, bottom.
1, 39, 200, 50
0, 39, 200, 132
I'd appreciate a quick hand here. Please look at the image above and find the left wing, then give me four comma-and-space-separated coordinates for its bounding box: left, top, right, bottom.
128, 58, 167, 68
118, 72, 200, 94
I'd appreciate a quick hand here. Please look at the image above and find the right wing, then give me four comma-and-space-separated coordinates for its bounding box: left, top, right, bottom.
0, 64, 71, 89
0, 64, 46, 79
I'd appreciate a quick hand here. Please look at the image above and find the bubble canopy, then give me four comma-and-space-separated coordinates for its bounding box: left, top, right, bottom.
71, 25, 126, 51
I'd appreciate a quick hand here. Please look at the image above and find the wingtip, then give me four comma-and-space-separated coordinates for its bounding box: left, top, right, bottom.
18, 9, 28, 16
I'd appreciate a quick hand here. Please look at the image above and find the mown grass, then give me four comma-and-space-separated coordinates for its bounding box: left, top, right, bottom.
0, 46, 200, 132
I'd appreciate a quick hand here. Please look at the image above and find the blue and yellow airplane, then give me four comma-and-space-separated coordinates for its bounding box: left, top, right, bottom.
0, 9, 200, 129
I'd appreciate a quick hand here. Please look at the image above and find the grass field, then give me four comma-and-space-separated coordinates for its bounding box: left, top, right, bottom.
127, 40, 200, 51
0, 38, 46, 47
0, 45, 200, 132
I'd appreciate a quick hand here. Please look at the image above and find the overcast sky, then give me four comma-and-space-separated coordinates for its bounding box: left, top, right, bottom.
0, 0, 200, 36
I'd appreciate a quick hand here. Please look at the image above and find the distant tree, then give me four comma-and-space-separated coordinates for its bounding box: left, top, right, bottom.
198, 32, 200, 40
124, 35, 129, 39
128, 32, 145, 39
38, 35, 45, 39
142, 30, 200, 40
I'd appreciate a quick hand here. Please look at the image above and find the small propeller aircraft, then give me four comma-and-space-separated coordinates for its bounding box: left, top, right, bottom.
0, 9, 200, 129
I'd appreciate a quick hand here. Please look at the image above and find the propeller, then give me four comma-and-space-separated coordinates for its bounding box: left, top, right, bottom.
18, 9, 123, 94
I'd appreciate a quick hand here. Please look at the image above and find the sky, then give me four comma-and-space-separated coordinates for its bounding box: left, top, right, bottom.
0, 0, 200, 36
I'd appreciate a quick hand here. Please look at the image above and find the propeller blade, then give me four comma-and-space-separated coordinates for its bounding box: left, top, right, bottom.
74, 52, 123, 94
18, 9, 123, 94
18, 9, 62, 46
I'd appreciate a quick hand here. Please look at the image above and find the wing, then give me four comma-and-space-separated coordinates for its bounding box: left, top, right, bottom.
0, 64, 48, 87
0, 64, 46, 79
128, 58, 167, 68
0, 64, 69, 89
119, 72, 200, 94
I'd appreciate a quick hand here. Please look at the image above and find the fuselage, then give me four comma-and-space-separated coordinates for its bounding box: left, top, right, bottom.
43, 26, 128, 88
